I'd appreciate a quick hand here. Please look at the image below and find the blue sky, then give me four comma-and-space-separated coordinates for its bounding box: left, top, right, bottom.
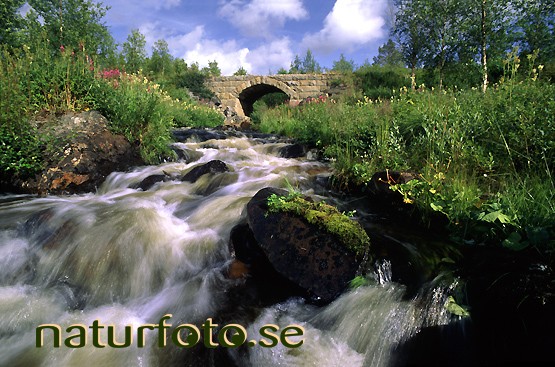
101, 0, 393, 75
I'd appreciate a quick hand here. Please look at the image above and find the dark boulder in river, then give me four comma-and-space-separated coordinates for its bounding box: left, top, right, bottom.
278, 143, 307, 158
230, 187, 360, 305
131, 174, 169, 191
171, 145, 202, 163
181, 160, 229, 183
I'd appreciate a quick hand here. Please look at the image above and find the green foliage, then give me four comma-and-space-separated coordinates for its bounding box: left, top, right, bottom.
249, 93, 290, 126
233, 66, 247, 76
259, 92, 289, 108
267, 192, 371, 256
393, 0, 428, 87
0, 45, 54, 175
2, 34, 99, 114
250, 100, 268, 125
391, 0, 554, 91
0, 0, 25, 47
0, 37, 223, 171
93, 73, 158, 137
171, 100, 223, 128
174, 67, 214, 99
26, 0, 114, 56
0, 0, 224, 175
373, 39, 404, 67
0, 59, 42, 175
201, 60, 221, 77
354, 65, 412, 99
289, 49, 321, 74
332, 53, 356, 73
148, 39, 173, 76
349, 275, 369, 289
513, 0, 555, 62
122, 29, 146, 73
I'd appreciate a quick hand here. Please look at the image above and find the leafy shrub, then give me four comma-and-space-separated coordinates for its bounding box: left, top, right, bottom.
354, 65, 412, 99
0, 47, 42, 176
174, 69, 214, 99
171, 100, 223, 128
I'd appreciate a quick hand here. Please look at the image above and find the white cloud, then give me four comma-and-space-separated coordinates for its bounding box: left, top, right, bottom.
180, 37, 294, 75
302, 0, 387, 53
246, 38, 294, 74
167, 26, 206, 54
139, 22, 205, 56
183, 39, 252, 76
139, 20, 294, 75
219, 0, 308, 37
132, 21, 244, 75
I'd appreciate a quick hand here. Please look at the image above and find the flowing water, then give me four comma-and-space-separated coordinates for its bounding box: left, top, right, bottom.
0, 131, 458, 367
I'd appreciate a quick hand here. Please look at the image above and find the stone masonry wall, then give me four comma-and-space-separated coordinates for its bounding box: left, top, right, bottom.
207, 74, 335, 116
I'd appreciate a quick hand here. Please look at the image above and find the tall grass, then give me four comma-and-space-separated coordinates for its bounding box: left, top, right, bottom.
258, 76, 555, 251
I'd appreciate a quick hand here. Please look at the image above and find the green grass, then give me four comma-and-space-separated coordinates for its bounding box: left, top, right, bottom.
258, 75, 555, 253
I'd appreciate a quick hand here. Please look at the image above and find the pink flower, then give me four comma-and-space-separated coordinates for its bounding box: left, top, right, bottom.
101, 69, 121, 79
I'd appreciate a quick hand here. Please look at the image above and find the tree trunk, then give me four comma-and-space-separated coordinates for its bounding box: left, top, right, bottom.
439, 27, 446, 90
481, 0, 488, 93
411, 53, 417, 90
59, 0, 63, 43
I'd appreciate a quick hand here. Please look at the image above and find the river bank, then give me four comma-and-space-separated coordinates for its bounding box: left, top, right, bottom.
1, 127, 554, 365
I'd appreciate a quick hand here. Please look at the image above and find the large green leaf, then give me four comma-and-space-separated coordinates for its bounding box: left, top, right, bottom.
502, 231, 529, 251
478, 210, 513, 224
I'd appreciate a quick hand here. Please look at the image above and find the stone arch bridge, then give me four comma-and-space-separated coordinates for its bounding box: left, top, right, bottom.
206, 74, 334, 117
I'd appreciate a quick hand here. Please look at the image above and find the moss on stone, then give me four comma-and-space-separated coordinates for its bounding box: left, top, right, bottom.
267, 193, 370, 256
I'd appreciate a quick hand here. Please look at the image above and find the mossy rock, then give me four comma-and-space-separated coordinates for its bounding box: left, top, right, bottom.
267, 192, 370, 256
240, 187, 367, 304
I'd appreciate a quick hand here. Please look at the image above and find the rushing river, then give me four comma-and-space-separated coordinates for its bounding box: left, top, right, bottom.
0, 130, 460, 366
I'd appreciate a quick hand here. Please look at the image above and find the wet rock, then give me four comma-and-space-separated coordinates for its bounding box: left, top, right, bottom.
306, 148, 321, 161
192, 172, 238, 196
232, 187, 359, 304
181, 160, 230, 183
279, 143, 307, 158
393, 246, 555, 366
200, 143, 219, 150
131, 174, 169, 191
52, 278, 87, 311
172, 128, 228, 143
456, 245, 555, 365
227, 259, 249, 280
20, 208, 76, 250
228, 222, 307, 305
171, 145, 202, 163
18, 208, 55, 239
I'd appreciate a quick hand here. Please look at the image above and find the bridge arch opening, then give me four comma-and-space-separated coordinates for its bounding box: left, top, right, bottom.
238, 84, 290, 116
